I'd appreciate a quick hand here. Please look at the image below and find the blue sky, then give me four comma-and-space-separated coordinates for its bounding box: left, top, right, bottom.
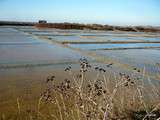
0, 0, 160, 26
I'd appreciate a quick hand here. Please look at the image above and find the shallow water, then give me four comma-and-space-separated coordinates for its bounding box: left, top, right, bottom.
12, 27, 160, 75
0, 27, 92, 68
89, 36, 160, 41
94, 49, 160, 75
0, 26, 160, 115
1, 26, 160, 73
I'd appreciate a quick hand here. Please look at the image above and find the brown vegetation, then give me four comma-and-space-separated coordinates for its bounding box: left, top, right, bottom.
1, 58, 160, 120
35, 22, 160, 33
1, 21, 160, 32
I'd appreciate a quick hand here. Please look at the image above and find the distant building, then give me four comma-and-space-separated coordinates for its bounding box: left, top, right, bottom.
38, 20, 47, 24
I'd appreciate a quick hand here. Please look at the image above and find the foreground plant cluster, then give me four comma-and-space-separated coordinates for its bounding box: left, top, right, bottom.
37, 58, 160, 120
2, 58, 160, 120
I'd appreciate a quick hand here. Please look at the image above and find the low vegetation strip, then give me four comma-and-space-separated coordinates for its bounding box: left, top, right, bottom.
35, 23, 160, 33
0, 42, 42, 46
1, 21, 160, 32
0, 21, 36, 26
62, 41, 160, 44
33, 34, 76, 36
90, 46, 160, 51
0, 61, 79, 69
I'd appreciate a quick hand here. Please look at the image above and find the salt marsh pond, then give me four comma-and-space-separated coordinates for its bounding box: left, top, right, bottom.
0, 26, 160, 118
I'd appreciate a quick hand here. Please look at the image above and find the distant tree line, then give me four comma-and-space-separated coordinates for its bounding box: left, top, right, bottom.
0, 21, 35, 26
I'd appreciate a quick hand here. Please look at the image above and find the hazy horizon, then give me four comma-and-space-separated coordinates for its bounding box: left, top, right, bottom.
0, 0, 160, 26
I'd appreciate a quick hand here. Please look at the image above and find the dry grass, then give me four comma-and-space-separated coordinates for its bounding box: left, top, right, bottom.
1, 58, 160, 120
